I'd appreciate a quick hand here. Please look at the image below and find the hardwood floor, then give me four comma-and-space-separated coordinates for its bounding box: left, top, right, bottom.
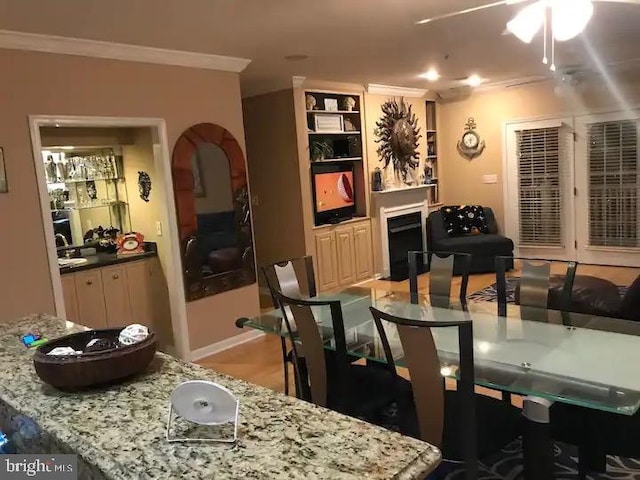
198, 264, 639, 395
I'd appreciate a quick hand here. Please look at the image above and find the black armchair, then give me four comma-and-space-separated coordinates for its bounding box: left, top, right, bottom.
426, 206, 514, 274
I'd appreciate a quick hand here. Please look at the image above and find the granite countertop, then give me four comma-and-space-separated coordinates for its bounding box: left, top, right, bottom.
59, 251, 157, 274
0, 315, 441, 480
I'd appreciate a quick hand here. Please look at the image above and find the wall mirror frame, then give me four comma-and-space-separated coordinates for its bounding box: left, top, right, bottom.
172, 123, 255, 301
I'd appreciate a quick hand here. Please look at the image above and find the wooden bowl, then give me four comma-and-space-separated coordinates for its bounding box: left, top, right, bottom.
33, 328, 157, 391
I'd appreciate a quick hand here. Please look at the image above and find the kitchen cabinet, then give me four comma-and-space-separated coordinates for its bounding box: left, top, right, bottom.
101, 265, 132, 328
74, 269, 108, 329
60, 274, 80, 324
60, 257, 169, 334
313, 219, 373, 292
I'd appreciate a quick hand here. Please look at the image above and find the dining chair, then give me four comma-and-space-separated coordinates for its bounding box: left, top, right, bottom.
262, 256, 316, 396
408, 251, 471, 308
369, 306, 521, 480
276, 291, 405, 422
495, 256, 578, 319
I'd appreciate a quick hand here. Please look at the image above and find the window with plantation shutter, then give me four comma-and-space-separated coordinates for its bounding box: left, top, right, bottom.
516, 127, 563, 246
587, 120, 639, 248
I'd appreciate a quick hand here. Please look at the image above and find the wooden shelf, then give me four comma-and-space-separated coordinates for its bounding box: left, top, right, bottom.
426, 130, 437, 134
307, 110, 360, 114
312, 157, 362, 163
372, 184, 435, 195
312, 216, 370, 230
308, 131, 360, 135
427, 155, 437, 159
47, 177, 124, 185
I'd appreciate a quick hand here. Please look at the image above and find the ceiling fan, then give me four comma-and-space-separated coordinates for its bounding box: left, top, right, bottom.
417, 0, 640, 71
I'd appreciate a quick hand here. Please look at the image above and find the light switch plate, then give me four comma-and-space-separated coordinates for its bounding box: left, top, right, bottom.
482, 174, 498, 184
155, 221, 163, 236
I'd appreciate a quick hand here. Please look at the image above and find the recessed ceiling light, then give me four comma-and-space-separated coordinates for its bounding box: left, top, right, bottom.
420, 69, 440, 82
466, 74, 483, 87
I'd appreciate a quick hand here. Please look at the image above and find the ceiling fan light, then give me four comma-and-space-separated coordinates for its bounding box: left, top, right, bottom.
507, 1, 545, 43
552, 0, 594, 42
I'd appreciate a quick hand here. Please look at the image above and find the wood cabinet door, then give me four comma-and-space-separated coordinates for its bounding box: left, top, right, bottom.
314, 231, 339, 292
126, 260, 154, 329
353, 221, 374, 281
60, 274, 80, 323
74, 270, 108, 329
101, 265, 132, 328
335, 226, 356, 286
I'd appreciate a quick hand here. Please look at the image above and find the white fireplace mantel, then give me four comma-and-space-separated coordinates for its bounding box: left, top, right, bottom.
374, 188, 429, 278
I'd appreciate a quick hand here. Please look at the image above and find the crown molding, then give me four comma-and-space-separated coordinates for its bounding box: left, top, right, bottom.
292, 76, 306, 87
366, 84, 428, 98
0, 29, 251, 73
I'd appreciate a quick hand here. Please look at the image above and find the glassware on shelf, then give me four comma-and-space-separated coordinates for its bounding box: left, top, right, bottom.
47, 150, 120, 183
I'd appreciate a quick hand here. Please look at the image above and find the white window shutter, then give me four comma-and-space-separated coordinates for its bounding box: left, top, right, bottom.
587, 120, 639, 248
515, 126, 564, 246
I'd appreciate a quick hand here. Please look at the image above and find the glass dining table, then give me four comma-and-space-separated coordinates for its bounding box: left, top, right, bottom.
236, 286, 640, 479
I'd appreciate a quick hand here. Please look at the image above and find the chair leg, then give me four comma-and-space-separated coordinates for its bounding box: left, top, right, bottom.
578, 442, 607, 476
280, 337, 289, 396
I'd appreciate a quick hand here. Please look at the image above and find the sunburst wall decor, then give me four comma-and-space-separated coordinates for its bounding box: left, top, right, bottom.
374, 98, 421, 186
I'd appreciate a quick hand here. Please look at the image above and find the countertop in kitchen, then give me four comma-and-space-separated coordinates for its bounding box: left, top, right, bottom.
58, 250, 157, 275
0, 315, 441, 480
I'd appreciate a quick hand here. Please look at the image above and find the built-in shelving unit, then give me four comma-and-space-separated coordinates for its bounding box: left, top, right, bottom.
305, 90, 367, 222
425, 100, 439, 206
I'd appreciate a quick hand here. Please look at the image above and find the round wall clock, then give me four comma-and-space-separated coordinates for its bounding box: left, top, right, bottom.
457, 117, 486, 160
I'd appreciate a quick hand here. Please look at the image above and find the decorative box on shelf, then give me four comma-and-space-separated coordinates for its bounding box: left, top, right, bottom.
313, 114, 344, 133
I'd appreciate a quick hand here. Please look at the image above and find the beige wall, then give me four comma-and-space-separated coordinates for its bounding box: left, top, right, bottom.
242, 89, 306, 269
438, 80, 640, 230
123, 128, 162, 243
0, 48, 259, 352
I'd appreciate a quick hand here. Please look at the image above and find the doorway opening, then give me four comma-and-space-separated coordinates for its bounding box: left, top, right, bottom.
29, 116, 189, 359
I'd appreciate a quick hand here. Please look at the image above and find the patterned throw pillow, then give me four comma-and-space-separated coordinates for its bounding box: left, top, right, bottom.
441, 205, 489, 236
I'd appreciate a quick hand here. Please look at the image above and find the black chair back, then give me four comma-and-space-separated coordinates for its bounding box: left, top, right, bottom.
408, 251, 471, 307
275, 292, 349, 411
495, 256, 577, 319
369, 306, 478, 480
262, 256, 316, 308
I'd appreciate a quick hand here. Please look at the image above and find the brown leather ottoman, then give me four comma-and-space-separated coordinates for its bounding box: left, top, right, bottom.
516, 274, 622, 317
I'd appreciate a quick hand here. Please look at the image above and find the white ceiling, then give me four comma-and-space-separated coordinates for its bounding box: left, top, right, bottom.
1, 0, 639, 97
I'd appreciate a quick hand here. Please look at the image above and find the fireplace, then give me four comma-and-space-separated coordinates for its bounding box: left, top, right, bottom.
387, 212, 424, 281
374, 187, 429, 279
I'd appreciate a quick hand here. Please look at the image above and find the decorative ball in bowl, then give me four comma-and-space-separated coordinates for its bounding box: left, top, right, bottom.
33, 327, 157, 391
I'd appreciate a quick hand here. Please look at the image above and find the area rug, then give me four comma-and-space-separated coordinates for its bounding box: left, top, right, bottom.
435, 438, 640, 479
467, 278, 629, 304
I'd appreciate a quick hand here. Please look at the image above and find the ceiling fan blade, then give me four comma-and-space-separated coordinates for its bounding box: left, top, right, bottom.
416, 0, 530, 25
593, 0, 640, 4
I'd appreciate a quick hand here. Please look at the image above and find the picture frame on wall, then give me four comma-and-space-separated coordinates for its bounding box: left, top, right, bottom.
191, 152, 206, 197
0, 148, 7, 193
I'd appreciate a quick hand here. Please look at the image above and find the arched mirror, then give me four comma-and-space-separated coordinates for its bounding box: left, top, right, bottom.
172, 123, 255, 301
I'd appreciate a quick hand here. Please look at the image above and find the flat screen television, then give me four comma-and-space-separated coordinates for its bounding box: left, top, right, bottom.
311, 162, 356, 225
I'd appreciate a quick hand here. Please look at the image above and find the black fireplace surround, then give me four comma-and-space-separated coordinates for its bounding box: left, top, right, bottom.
387, 212, 424, 281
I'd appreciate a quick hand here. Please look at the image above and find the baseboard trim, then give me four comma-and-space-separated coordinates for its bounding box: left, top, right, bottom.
189, 330, 265, 362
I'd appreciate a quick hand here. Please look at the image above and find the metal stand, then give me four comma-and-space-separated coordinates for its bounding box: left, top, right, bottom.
522, 396, 554, 480
166, 400, 239, 443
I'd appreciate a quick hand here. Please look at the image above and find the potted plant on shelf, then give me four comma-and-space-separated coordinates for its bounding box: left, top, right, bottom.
310, 141, 334, 162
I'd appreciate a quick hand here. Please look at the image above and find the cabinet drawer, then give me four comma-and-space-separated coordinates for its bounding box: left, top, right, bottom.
74, 270, 108, 329
101, 265, 132, 328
